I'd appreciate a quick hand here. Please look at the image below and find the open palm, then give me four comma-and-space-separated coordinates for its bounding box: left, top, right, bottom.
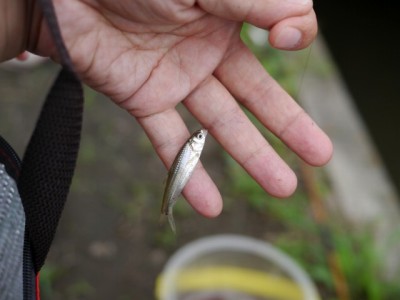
37, 0, 332, 216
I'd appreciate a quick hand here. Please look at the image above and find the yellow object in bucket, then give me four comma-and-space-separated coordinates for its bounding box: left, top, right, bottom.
156, 265, 304, 300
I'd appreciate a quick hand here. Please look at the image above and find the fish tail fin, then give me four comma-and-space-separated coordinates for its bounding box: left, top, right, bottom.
159, 210, 176, 234
168, 211, 176, 234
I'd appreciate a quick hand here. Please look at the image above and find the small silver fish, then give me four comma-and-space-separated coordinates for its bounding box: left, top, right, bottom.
161, 129, 208, 233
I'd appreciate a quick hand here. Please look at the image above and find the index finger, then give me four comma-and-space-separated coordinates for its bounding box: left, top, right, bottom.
214, 41, 333, 166
184, 76, 298, 198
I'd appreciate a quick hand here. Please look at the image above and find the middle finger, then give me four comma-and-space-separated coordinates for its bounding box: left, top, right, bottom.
184, 76, 297, 198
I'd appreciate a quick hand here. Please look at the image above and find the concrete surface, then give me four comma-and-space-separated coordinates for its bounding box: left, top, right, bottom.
299, 37, 400, 278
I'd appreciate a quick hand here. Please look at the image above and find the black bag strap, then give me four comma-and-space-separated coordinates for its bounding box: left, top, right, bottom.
19, 69, 83, 273
18, 0, 83, 277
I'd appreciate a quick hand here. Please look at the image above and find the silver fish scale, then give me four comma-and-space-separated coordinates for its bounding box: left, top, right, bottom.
165, 144, 197, 208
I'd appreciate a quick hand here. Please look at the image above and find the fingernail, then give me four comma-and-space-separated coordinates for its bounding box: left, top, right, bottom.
274, 27, 302, 49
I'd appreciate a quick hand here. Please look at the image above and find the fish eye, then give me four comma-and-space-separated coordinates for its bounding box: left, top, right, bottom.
197, 133, 203, 139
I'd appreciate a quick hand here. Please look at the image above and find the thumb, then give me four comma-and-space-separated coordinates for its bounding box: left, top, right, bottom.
197, 0, 313, 29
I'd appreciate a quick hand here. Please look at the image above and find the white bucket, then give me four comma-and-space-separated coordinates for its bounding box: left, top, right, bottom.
156, 234, 320, 300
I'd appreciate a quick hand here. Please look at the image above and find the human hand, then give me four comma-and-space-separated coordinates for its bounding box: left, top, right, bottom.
33, 0, 332, 217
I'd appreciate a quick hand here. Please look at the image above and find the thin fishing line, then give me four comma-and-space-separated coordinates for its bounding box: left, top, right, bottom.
295, 43, 314, 100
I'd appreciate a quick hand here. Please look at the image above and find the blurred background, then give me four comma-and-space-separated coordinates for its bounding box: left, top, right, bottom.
1, 2, 400, 299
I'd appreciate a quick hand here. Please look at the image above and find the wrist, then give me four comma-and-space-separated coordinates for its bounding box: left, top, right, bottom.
0, 0, 43, 62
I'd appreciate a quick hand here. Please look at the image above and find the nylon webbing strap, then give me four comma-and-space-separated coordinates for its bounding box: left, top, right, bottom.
18, 0, 84, 275
19, 69, 83, 272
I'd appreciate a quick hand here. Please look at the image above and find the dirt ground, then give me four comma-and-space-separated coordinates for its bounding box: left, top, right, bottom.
1, 62, 289, 300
